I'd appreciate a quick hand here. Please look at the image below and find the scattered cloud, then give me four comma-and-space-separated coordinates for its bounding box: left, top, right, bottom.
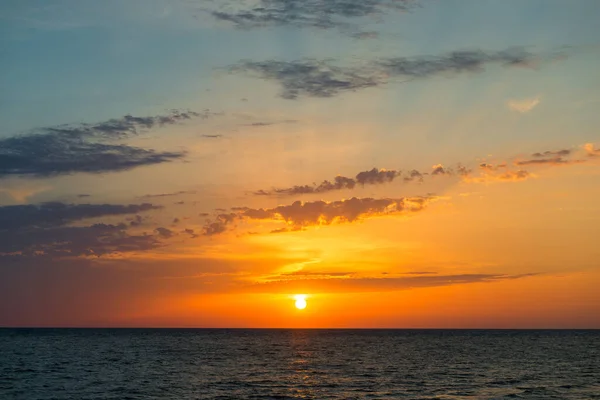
0, 110, 212, 178
229, 48, 565, 99
207, 0, 415, 32
204, 196, 432, 236
431, 164, 450, 176
254, 167, 401, 196
507, 96, 541, 113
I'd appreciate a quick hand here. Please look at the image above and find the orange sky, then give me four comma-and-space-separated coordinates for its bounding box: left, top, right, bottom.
1, 0, 600, 328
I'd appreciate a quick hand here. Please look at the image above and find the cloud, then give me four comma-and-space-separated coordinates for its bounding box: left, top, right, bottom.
229, 48, 564, 99
532, 149, 571, 157
0, 200, 166, 258
243, 119, 298, 127
514, 157, 583, 166
155, 227, 175, 238
0, 202, 160, 231
584, 143, 600, 157
507, 96, 540, 113
204, 196, 432, 235
208, 0, 414, 32
0, 223, 160, 258
431, 164, 450, 176
351, 31, 379, 40
355, 168, 399, 185
244, 273, 537, 293
140, 190, 197, 199
0, 110, 211, 178
463, 168, 531, 183
229, 59, 380, 99
254, 167, 401, 196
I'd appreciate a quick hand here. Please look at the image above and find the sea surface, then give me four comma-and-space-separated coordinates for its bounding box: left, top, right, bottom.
1, 329, 599, 399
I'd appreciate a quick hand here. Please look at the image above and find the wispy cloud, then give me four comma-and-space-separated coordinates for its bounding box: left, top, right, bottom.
139, 190, 197, 199
0, 110, 212, 178
507, 96, 541, 113
229, 48, 565, 99
514, 157, 584, 167
244, 273, 538, 293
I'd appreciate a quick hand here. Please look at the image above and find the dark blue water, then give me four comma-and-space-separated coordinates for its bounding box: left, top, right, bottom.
1, 329, 599, 399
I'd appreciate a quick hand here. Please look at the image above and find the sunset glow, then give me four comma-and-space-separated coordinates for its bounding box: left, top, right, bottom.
1, 0, 599, 329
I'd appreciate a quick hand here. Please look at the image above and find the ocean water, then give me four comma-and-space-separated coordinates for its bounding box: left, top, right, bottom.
1, 329, 599, 399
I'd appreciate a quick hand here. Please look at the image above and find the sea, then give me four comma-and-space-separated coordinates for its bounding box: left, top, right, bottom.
1, 329, 599, 399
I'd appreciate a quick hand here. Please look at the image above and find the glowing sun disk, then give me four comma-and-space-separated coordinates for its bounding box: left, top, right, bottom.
294, 295, 307, 310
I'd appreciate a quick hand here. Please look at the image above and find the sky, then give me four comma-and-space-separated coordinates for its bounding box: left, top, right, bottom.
1, 0, 599, 328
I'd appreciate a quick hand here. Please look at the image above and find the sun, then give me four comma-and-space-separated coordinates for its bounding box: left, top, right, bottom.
294, 294, 307, 310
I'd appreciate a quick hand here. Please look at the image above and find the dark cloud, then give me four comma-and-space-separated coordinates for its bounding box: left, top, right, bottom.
203, 213, 238, 236
229, 48, 564, 99
229, 59, 380, 99
209, 0, 414, 31
183, 228, 198, 238
0, 202, 160, 231
77, 194, 91, 198
204, 196, 432, 235
202, 134, 223, 138
0, 110, 211, 178
255, 167, 400, 196
129, 215, 144, 227
0, 201, 163, 258
431, 164, 450, 176
0, 223, 160, 258
403, 169, 424, 182
514, 157, 583, 166
532, 149, 571, 157
155, 227, 174, 238
355, 168, 399, 185
140, 190, 197, 199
